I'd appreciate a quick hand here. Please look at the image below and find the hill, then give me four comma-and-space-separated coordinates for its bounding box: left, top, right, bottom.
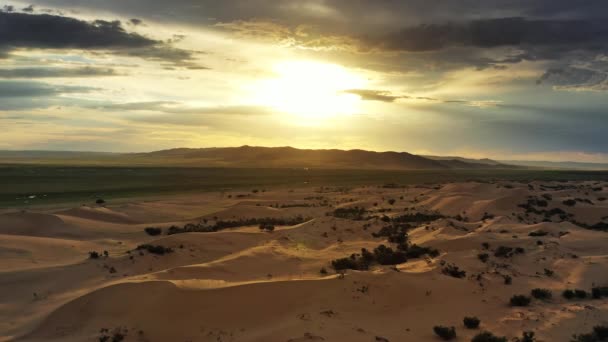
0, 146, 520, 170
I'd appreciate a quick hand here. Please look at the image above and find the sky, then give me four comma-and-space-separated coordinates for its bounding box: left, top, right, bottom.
1, 1, 608, 162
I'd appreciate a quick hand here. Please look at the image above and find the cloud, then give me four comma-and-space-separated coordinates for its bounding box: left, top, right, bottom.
343, 89, 402, 102
0, 66, 120, 78
95, 101, 276, 116
537, 65, 608, 91
0, 12, 203, 67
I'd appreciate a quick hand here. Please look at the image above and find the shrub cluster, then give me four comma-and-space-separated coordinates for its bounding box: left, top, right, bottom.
259, 223, 275, 232
167, 216, 309, 235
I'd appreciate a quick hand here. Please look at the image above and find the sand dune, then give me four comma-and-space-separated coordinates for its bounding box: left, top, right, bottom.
2, 180, 608, 341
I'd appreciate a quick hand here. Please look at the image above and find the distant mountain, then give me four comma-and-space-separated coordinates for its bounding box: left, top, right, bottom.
0, 146, 522, 170
501, 160, 608, 170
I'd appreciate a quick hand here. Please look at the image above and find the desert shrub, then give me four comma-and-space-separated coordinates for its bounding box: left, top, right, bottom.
516, 331, 536, 342
403, 244, 439, 259
471, 331, 507, 342
563, 289, 575, 299
591, 286, 608, 299
96, 198, 105, 205
388, 199, 396, 205
136, 244, 173, 255
144, 227, 162, 236
482, 242, 490, 250
544, 268, 554, 277
482, 212, 495, 221
494, 246, 525, 258
463, 316, 480, 329
572, 325, 608, 342
531, 288, 552, 300
503, 275, 513, 285
574, 289, 588, 299
442, 264, 466, 278
433, 326, 456, 340
319, 267, 328, 275
563, 199, 576, 207
510, 295, 531, 306
392, 212, 445, 223
259, 223, 275, 232
89, 251, 100, 259
494, 246, 513, 258
528, 230, 548, 237
478, 253, 489, 263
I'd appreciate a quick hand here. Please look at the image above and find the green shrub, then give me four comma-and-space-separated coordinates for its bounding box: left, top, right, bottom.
433, 326, 456, 340
463, 316, 480, 329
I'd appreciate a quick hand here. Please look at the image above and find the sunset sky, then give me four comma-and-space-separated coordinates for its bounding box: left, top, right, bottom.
1, 1, 608, 162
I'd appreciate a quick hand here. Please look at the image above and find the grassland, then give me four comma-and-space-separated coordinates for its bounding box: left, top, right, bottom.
2, 165, 608, 207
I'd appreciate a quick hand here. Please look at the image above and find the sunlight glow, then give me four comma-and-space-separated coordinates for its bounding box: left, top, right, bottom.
253, 60, 366, 118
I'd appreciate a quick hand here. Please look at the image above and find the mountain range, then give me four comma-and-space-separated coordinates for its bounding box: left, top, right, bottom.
0, 146, 606, 170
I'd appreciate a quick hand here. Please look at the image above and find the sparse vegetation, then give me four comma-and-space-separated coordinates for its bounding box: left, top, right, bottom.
433, 326, 457, 340
528, 230, 548, 237
591, 286, 608, 299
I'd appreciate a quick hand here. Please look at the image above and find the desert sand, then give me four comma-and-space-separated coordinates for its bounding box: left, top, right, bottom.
1, 181, 608, 341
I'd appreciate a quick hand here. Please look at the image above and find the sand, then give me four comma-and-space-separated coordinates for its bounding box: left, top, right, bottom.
1, 181, 608, 341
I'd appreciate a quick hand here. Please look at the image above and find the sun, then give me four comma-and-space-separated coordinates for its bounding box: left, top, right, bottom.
252, 60, 366, 118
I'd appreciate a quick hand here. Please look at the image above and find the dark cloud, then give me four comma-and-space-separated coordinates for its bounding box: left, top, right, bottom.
0, 80, 97, 110
538, 67, 608, 91
0, 12, 202, 67
0, 80, 94, 98
129, 18, 143, 26
0, 66, 120, 78
369, 18, 608, 53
